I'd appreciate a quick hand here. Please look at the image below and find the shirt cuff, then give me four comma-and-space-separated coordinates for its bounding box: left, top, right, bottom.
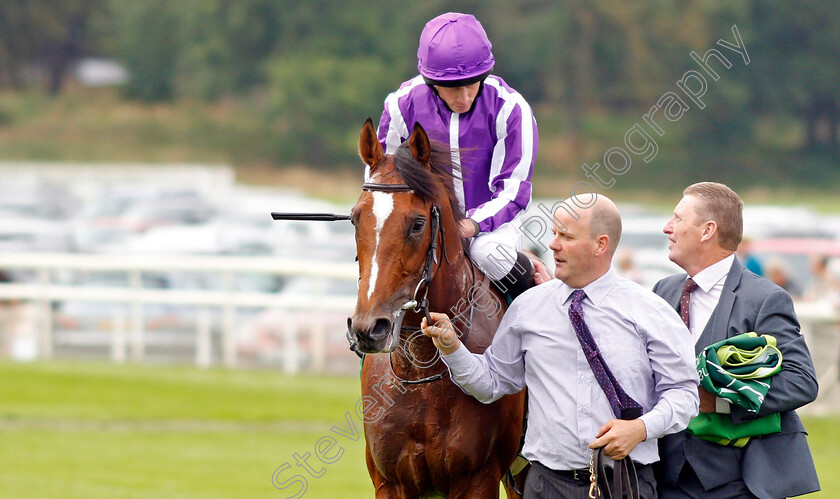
441, 343, 472, 371
638, 413, 659, 442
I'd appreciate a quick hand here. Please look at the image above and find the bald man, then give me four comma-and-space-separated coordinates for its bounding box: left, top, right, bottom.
424, 194, 698, 498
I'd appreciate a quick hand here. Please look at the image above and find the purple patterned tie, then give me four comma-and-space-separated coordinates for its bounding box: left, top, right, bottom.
680, 278, 699, 329
568, 289, 643, 420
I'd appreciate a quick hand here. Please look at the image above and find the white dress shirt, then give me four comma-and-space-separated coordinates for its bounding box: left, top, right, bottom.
442, 268, 699, 470
686, 253, 735, 413
686, 254, 734, 342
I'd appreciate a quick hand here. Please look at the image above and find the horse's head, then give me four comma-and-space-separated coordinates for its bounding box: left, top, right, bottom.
347, 119, 461, 353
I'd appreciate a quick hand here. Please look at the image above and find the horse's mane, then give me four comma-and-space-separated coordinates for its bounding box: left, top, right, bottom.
381, 139, 465, 225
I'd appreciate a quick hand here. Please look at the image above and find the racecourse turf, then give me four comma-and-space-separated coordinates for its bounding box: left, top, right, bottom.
0, 361, 836, 498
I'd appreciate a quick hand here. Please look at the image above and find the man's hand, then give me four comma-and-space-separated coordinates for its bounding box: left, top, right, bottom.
421, 312, 461, 355
698, 386, 716, 413
588, 419, 647, 461
458, 219, 477, 238
532, 258, 552, 284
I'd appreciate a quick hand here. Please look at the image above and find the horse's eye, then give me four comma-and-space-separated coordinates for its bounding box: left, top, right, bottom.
411, 217, 427, 234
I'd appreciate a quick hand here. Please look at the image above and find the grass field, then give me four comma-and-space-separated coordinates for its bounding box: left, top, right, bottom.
0, 361, 370, 499
0, 361, 836, 498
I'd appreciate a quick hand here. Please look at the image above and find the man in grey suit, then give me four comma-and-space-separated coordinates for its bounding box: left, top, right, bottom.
653, 182, 820, 498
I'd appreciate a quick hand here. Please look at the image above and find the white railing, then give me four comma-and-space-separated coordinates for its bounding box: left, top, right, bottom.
1, 252, 838, 404
0, 252, 358, 373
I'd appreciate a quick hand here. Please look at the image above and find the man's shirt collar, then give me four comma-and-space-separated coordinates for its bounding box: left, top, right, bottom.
691, 254, 734, 293
560, 268, 617, 307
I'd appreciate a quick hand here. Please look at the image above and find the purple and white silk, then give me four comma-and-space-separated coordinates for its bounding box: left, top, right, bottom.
376, 75, 537, 234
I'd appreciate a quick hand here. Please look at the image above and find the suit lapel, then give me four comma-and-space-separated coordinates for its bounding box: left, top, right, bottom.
695, 258, 743, 354
664, 275, 685, 312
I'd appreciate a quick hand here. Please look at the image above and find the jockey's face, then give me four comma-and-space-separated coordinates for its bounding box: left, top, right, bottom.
434, 82, 481, 113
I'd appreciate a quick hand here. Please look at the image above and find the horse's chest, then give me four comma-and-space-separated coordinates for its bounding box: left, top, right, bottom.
365, 398, 436, 455
363, 386, 460, 470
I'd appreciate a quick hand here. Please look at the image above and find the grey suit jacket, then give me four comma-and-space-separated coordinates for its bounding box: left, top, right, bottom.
653, 258, 820, 499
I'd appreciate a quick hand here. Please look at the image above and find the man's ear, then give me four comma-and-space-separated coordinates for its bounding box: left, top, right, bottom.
700, 221, 718, 243
594, 234, 610, 256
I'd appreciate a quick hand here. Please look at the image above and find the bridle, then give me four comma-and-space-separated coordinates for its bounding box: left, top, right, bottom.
361, 182, 451, 323
272, 179, 478, 385
359, 181, 468, 385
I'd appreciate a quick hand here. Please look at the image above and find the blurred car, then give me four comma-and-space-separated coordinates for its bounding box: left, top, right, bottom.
222, 187, 357, 261
97, 223, 232, 255
0, 181, 78, 252
271, 219, 356, 261
743, 205, 831, 239
746, 237, 840, 292
91, 196, 357, 260
71, 189, 217, 252
0, 215, 74, 252
0, 180, 79, 220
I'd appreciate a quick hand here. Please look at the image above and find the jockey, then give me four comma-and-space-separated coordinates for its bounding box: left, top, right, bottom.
373, 12, 539, 301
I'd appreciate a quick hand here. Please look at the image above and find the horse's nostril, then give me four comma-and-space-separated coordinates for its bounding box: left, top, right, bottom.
348, 317, 391, 342
371, 318, 392, 340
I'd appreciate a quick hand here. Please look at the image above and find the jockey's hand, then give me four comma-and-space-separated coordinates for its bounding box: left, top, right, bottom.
458, 219, 477, 238
532, 258, 552, 284
421, 312, 461, 355
588, 418, 647, 461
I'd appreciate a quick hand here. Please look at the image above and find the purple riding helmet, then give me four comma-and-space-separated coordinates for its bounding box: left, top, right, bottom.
417, 12, 495, 87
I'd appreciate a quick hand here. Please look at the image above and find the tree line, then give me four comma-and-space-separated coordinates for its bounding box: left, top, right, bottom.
0, 0, 837, 170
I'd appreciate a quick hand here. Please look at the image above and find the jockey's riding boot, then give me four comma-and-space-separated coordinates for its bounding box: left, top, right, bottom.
492, 251, 535, 304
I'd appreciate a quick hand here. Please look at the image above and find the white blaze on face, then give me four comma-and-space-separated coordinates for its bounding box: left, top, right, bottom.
367, 191, 394, 299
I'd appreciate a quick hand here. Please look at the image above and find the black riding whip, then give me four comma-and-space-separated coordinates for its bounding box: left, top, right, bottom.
271, 212, 351, 221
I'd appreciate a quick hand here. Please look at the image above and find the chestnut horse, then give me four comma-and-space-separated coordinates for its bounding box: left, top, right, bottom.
347, 118, 527, 498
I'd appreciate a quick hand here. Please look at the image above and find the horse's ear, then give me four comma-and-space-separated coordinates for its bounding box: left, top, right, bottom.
408, 122, 431, 167
359, 117, 384, 167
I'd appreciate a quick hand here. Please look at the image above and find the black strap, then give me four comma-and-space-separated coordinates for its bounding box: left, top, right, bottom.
592, 448, 640, 499
362, 182, 413, 193
270, 212, 350, 221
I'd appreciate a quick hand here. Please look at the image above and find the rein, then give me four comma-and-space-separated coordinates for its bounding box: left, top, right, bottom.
272, 181, 483, 386
589, 448, 640, 499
